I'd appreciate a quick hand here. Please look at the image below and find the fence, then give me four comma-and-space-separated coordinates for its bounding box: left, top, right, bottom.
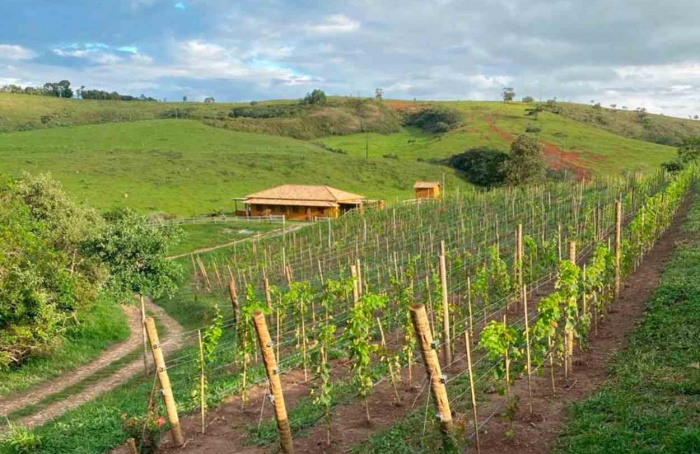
151, 215, 286, 226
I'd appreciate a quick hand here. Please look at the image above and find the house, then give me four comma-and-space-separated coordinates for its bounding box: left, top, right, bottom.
243, 185, 366, 220
413, 181, 441, 199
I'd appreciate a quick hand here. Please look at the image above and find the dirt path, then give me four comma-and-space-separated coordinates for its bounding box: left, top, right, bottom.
0, 299, 185, 430
476, 191, 695, 454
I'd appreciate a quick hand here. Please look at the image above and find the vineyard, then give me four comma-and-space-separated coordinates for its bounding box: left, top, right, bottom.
29, 167, 694, 454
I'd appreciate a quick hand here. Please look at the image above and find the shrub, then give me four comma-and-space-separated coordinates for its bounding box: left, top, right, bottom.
303, 89, 327, 106
448, 147, 510, 187
404, 107, 463, 133
525, 123, 542, 133
382, 153, 399, 159
1, 424, 42, 454
229, 104, 301, 119
121, 412, 166, 454
502, 134, 547, 186
522, 96, 534, 103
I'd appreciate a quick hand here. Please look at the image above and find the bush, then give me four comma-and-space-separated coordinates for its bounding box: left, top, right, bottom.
121, 411, 166, 454
525, 123, 542, 133
522, 96, 534, 103
661, 159, 684, 173
382, 153, 399, 159
502, 134, 547, 186
303, 89, 327, 106
404, 107, 463, 133
230, 104, 301, 119
1, 424, 42, 454
448, 147, 510, 187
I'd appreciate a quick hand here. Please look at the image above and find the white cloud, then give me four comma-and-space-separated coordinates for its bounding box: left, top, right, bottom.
0, 44, 36, 61
308, 15, 360, 34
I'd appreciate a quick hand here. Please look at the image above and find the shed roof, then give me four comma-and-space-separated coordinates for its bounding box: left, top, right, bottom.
413, 181, 441, 189
244, 185, 365, 206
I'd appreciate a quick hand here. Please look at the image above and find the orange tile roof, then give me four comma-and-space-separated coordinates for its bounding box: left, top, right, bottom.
413, 181, 441, 189
244, 185, 365, 206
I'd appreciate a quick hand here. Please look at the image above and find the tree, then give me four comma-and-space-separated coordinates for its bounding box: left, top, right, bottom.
448, 147, 509, 187
183, 95, 188, 102
522, 96, 534, 103
204, 97, 215, 104
43, 80, 73, 98
81, 208, 182, 302
303, 89, 327, 106
375, 88, 383, 100
502, 87, 515, 103
525, 104, 544, 120
677, 137, 700, 165
502, 134, 547, 186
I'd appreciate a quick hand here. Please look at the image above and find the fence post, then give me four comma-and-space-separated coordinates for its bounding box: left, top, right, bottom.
252, 311, 294, 454
568, 240, 577, 372
615, 200, 622, 301
410, 304, 453, 435
439, 241, 452, 365
144, 317, 184, 446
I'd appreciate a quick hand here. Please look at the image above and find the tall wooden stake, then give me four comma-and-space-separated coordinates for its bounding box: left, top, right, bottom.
523, 285, 533, 415
615, 200, 622, 301
410, 304, 453, 435
439, 241, 452, 365
140, 294, 148, 376
465, 331, 480, 453
568, 240, 577, 372
144, 317, 183, 446
198, 330, 206, 434
252, 311, 294, 454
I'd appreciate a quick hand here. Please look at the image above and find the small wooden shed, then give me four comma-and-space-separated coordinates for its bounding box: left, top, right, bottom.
413, 181, 441, 199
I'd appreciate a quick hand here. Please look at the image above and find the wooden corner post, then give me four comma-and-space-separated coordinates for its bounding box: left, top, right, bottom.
410, 304, 453, 435
144, 317, 184, 446
252, 311, 294, 454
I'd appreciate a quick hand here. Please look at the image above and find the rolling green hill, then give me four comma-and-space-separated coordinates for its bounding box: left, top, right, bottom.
0, 94, 691, 217
0, 119, 467, 216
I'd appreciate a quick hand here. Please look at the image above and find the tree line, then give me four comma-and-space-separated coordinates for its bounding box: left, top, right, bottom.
0, 80, 157, 101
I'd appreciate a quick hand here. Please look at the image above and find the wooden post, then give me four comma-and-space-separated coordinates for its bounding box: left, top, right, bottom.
615, 200, 622, 301
523, 285, 533, 415
355, 259, 363, 297
516, 224, 523, 293
351, 265, 360, 304
144, 317, 183, 446
140, 294, 149, 376
198, 330, 206, 434
465, 331, 480, 453
228, 278, 240, 331
568, 240, 576, 371
126, 438, 138, 454
439, 241, 452, 365
410, 304, 453, 434
252, 311, 294, 454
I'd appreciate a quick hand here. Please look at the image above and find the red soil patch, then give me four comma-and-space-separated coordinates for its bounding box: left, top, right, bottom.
485, 117, 592, 180
384, 100, 425, 113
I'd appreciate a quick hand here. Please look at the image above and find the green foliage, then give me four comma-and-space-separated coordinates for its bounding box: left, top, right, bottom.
0, 175, 104, 370
503, 133, 547, 186
343, 293, 388, 399
0, 424, 42, 454
502, 87, 515, 103
522, 96, 534, 103
677, 136, 700, 165
303, 89, 328, 106
81, 208, 182, 302
230, 103, 302, 119
479, 320, 522, 388
404, 107, 463, 133
448, 147, 509, 187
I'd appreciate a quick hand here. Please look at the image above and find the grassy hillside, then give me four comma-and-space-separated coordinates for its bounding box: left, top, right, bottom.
0, 94, 690, 217
0, 93, 400, 139
0, 119, 468, 216
319, 101, 678, 175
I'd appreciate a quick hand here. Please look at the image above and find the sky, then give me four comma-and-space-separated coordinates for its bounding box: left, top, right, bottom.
1, 0, 699, 117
